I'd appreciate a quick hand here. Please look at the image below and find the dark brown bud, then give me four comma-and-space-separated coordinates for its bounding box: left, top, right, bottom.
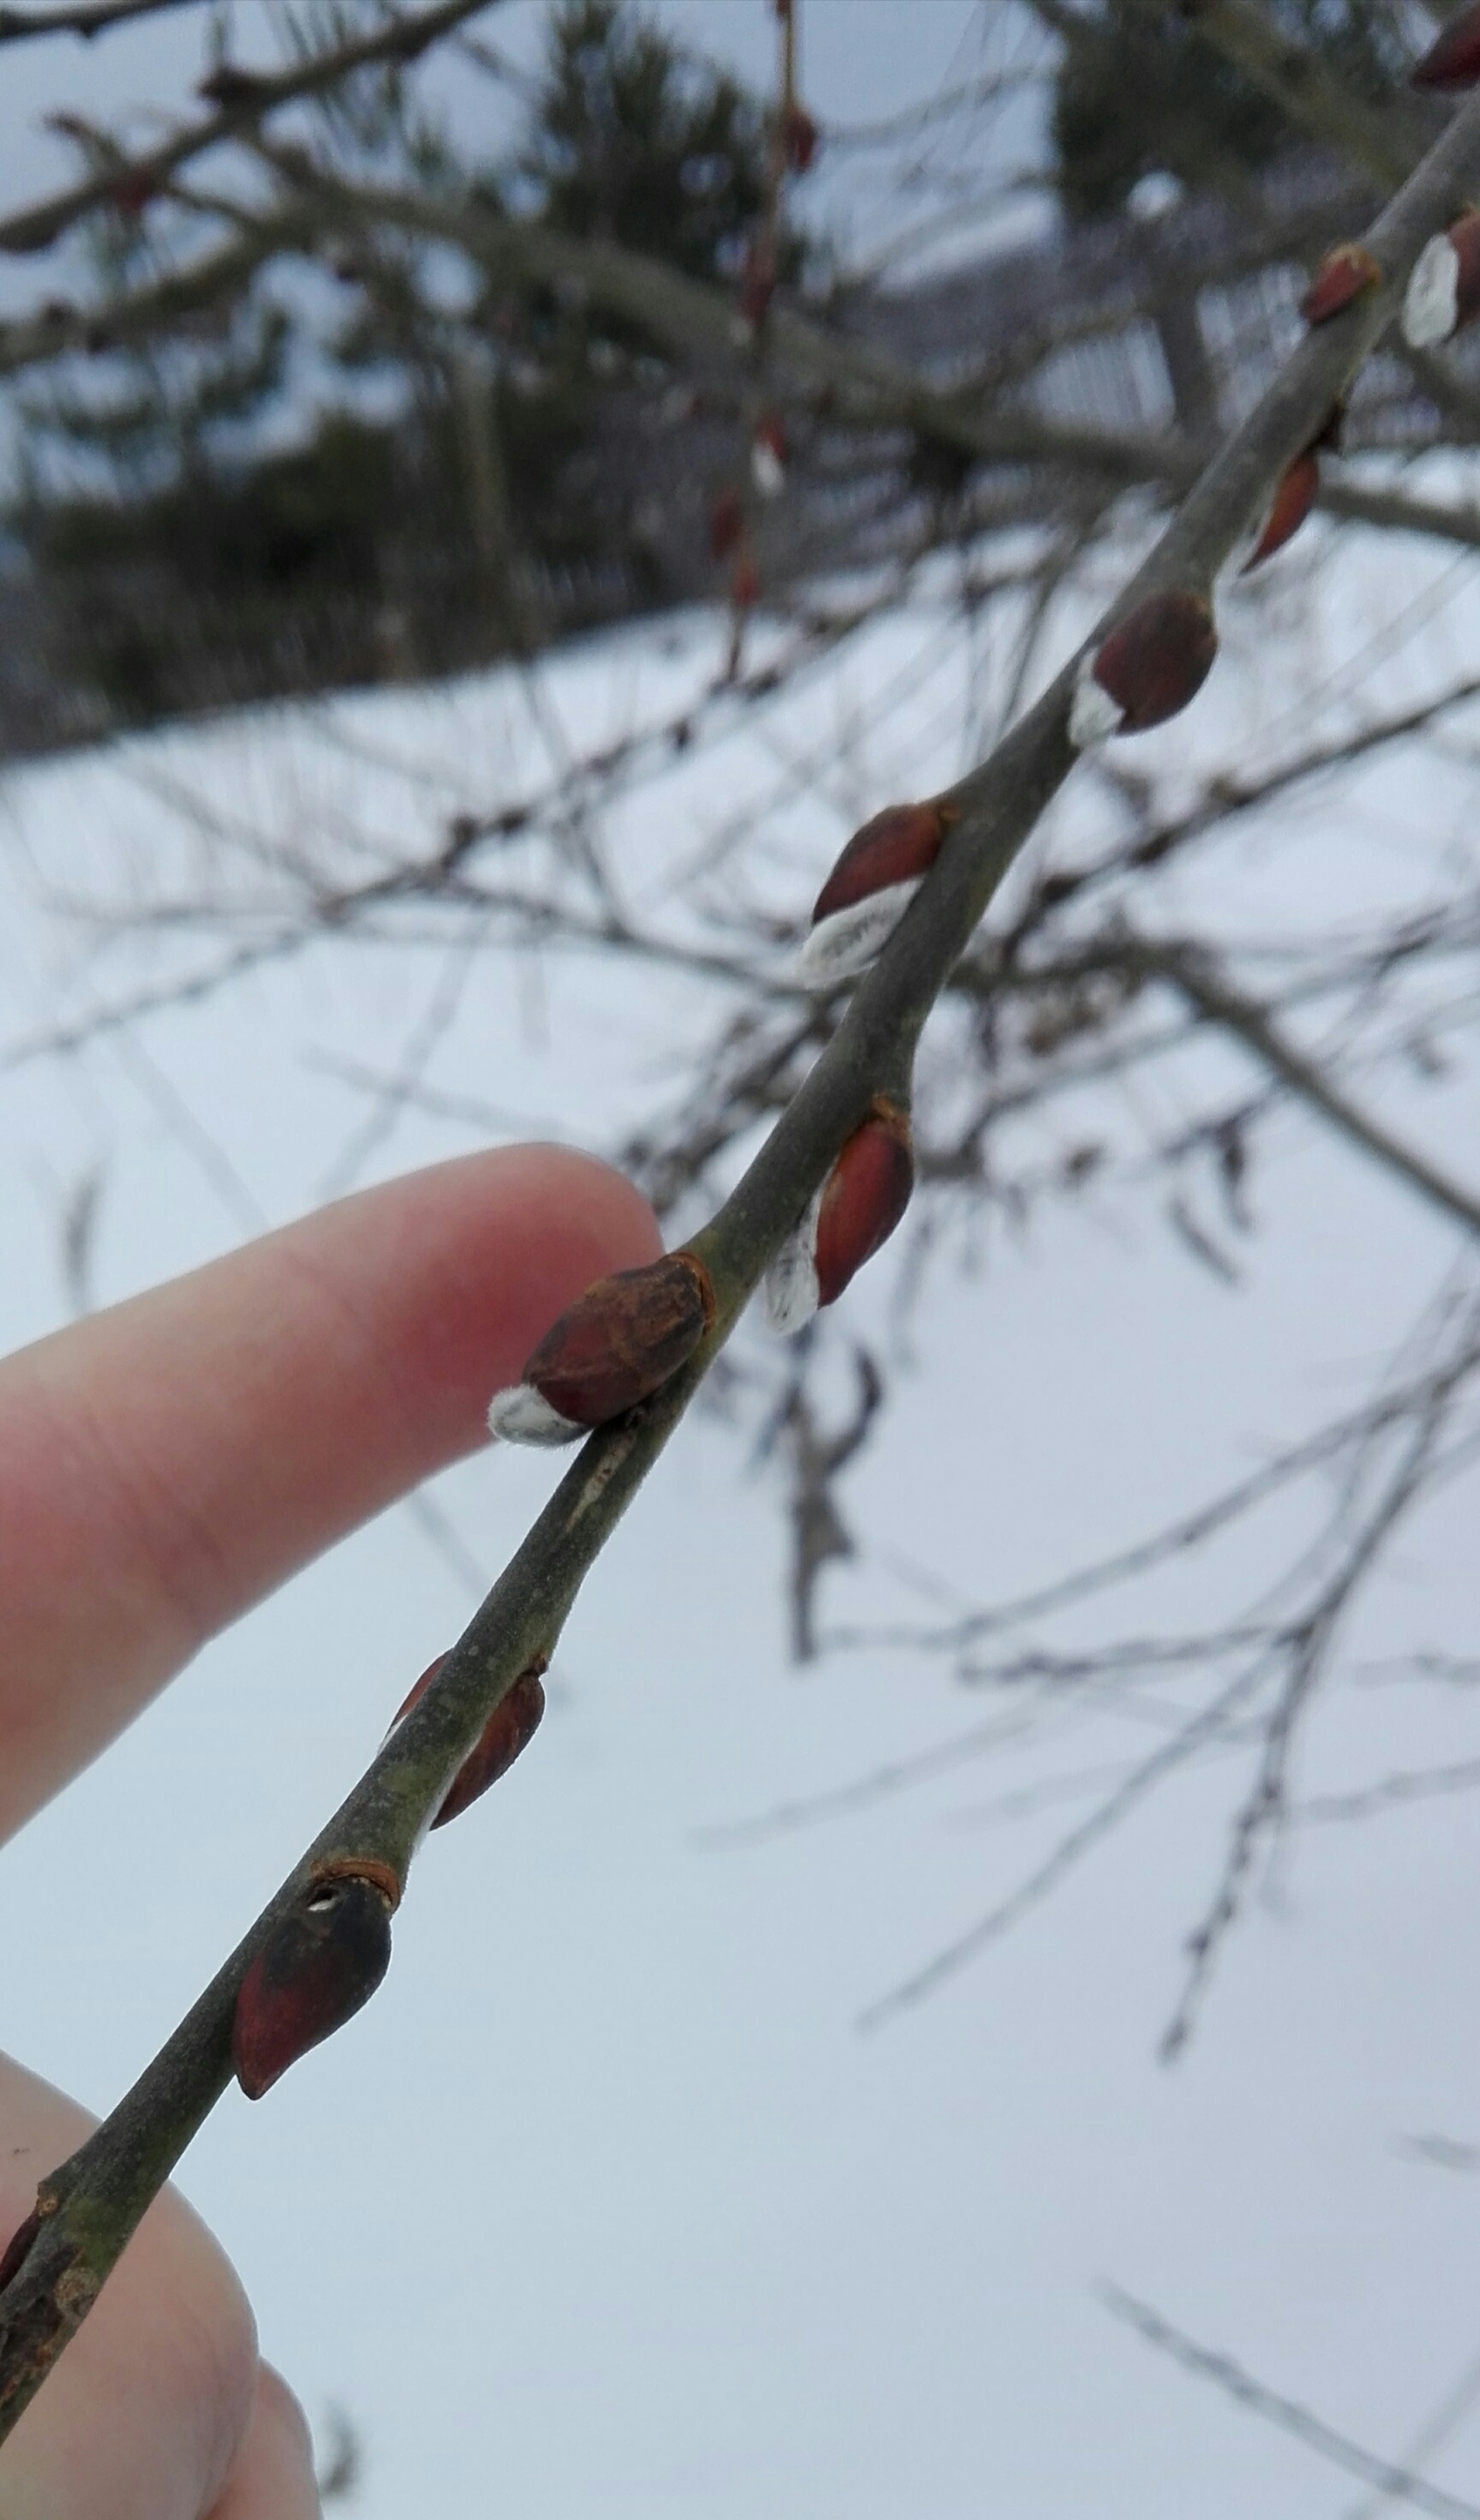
110, 167, 159, 220
1301, 242, 1382, 327
1412, 2, 1480, 90
815, 1100, 914, 1307
232, 1868, 395, 2100
392, 1654, 548, 1828
488, 1250, 715, 1443
1403, 210, 1480, 348
1241, 449, 1319, 572
1071, 590, 1216, 744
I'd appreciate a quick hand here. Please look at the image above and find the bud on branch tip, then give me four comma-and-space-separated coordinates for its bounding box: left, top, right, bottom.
232, 1862, 398, 2101
1069, 590, 1216, 748
764, 1098, 914, 1334
487, 1250, 716, 1446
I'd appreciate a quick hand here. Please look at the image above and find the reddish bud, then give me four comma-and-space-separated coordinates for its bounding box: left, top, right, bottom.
1070, 590, 1216, 744
800, 799, 953, 987
709, 487, 744, 560
488, 1249, 715, 1444
1403, 210, 1480, 347
1301, 242, 1382, 327
813, 800, 948, 925
232, 1867, 395, 2100
1241, 449, 1319, 572
784, 104, 820, 173
392, 1655, 547, 1828
765, 1100, 914, 1332
1412, 3, 1480, 90
815, 1100, 914, 1306
733, 553, 761, 609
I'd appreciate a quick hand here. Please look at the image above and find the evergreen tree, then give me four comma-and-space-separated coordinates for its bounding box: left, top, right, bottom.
1052, 0, 1410, 220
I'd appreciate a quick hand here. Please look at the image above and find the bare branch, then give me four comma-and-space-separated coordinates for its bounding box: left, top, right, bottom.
1101, 2283, 1480, 2520
5, 76, 1479, 2445
0, 0, 498, 256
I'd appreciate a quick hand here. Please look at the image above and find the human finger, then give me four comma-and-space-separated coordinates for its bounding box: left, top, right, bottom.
204, 2365, 320, 2520
0, 1144, 660, 1840
0, 2054, 258, 2520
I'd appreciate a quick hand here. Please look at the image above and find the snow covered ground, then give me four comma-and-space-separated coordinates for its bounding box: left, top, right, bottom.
0, 521, 1478, 2516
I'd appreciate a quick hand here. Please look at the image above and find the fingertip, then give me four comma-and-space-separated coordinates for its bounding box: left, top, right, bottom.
205, 2363, 321, 2519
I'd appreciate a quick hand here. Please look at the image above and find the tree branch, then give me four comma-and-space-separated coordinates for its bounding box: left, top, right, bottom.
5, 74, 1480, 2449
1141, 939, 1480, 1239
0, 0, 498, 256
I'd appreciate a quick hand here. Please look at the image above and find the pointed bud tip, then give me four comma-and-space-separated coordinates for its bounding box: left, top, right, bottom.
433, 1670, 547, 1827
812, 802, 948, 926
815, 1100, 914, 1308
232, 1874, 394, 2100
1301, 244, 1382, 328
1241, 449, 1320, 572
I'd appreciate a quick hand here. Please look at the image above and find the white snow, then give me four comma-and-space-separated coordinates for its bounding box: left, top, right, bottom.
0, 497, 1477, 2516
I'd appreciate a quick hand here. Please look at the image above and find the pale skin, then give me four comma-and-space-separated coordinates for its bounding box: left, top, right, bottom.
0, 1146, 661, 2518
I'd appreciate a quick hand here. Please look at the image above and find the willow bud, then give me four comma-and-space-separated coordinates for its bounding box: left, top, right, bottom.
390, 1654, 548, 1828
1412, 4, 1480, 91
799, 801, 951, 985
764, 1100, 913, 1334
1241, 449, 1319, 572
232, 1865, 396, 2100
1069, 591, 1216, 746
1301, 242, 1382, 327
1403, 211, 1480, 349
487, 1250, 715, 1445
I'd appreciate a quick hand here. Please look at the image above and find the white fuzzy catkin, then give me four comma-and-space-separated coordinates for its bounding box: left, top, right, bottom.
797, 877, 922, 988
1067, 658, 1125, 749
1403, 234, 1460, 348
487, 1383, 585, 1445
762, 1189, 823, 1335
